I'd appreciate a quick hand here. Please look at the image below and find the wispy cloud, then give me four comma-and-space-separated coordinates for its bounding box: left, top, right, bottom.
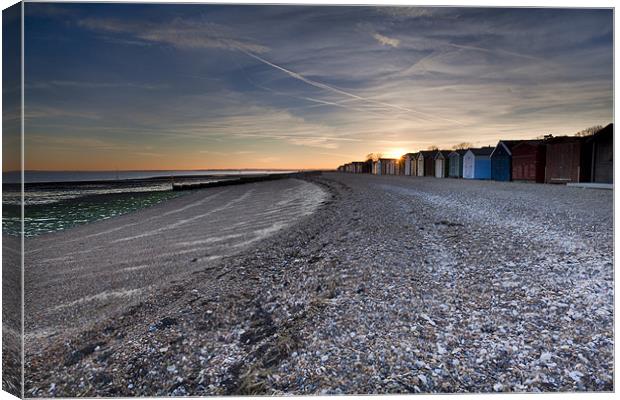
373, 33, 400, 48
25, 106, 101, 120
77, 17, 269, 53
27, 80, 167, 90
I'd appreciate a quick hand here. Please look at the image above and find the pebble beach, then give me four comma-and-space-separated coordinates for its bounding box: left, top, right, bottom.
24, 173, 613, 396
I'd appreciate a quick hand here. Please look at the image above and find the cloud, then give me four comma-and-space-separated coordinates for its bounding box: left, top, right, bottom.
77, 17, 269, 53
373, 33, 400, 48
26, 135, 123, 151
258, 156, 279, 163
27, 80, 167, 90
24, 106, 101, 120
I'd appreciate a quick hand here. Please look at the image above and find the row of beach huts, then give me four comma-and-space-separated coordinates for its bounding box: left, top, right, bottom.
337, 124, 613, 184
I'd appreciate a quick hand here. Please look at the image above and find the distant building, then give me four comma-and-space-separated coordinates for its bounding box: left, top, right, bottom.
463, 147, 493, 179
448, 150, 467, 178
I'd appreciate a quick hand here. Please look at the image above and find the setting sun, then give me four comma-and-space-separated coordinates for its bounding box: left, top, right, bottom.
386, 148, 408, 159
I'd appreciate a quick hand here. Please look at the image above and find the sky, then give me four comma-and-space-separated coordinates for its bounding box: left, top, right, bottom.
12, 3, 614, 170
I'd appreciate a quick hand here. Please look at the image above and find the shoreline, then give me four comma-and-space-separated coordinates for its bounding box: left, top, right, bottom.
4, 173, 321, 237
24, 173, 613, 395
24, 178, 329, 345
2, 170, 307, 187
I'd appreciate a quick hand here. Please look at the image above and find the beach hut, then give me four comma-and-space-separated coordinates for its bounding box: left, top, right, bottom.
363, 159, 373, 174
404, 153, 418, 176
434, 151, 451, 178
416, 152, 425, 176
587, 124, 613, 184
463, 147, 493, 180
351, 161, 365, 174
417, 151, 436, 177
545, 136, 591, 184
490, 140, 522, 181
511, 140, 546, 183
448, 150, 466, 178
378, 158, 397, 175
372, 160, 379, 175
396, 157, 406, 175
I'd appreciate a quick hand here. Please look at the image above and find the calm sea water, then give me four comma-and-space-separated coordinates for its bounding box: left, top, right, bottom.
3, 170, 294, 184
2, 170, 294, 236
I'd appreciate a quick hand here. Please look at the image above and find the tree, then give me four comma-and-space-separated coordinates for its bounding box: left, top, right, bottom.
365, 152, 383, 162
575, 125, 603, 137
452, 142, 473, 150
427, 145, 439, 151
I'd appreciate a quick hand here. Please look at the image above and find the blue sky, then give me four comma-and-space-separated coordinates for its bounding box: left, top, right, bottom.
21, 3, 613, 170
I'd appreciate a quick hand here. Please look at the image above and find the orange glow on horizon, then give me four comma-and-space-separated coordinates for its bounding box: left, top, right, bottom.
385, 148, 407, 159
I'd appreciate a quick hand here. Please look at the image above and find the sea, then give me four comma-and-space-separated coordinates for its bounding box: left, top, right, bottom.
2, 170, 295, 237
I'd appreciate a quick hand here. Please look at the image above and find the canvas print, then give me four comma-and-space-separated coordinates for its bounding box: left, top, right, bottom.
1, 1, 614, 397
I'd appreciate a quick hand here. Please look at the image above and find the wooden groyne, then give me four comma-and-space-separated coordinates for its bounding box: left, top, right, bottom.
172, 171, 321, 191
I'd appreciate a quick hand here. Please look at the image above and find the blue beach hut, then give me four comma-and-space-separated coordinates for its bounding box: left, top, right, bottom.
490, 140, 521, 181
463, 147, 493, 180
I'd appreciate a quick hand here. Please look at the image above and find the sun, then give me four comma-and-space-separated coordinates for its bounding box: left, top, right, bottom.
386, 148, 407, 159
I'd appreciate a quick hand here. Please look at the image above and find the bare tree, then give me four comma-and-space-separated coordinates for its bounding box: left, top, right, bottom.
427, 145, 439, 151
365, 152, 383, 162
575, 125, 603, 137
451, 142, 473, 150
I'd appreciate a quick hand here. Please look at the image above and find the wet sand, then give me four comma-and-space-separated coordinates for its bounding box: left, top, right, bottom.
25, 178, 327, 342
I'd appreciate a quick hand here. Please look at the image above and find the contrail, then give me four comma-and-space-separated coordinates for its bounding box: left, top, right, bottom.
448, 43, 546, 63
238, 48, 464, 125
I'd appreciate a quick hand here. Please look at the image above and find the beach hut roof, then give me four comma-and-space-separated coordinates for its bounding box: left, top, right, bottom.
545, 135, 585, 144
418, 150, 437, 158
490, 140, 523, 157
468, 147, 494, 156
434, 150, 452, 159
585, 123, 613, 143
448, 149, 468, 157
511, 139, 545, 150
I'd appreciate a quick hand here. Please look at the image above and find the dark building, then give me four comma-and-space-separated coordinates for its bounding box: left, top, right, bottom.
490, 140, 521, 182
511, 140, 547, 183
545, 136, 592, 184
448, 150, 467, 178
587, 124, 613, 184
419, 150, 437, 177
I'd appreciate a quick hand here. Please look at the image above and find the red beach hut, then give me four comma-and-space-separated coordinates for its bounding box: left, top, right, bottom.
544, 136, 591, 184
511, 140, 547, 183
